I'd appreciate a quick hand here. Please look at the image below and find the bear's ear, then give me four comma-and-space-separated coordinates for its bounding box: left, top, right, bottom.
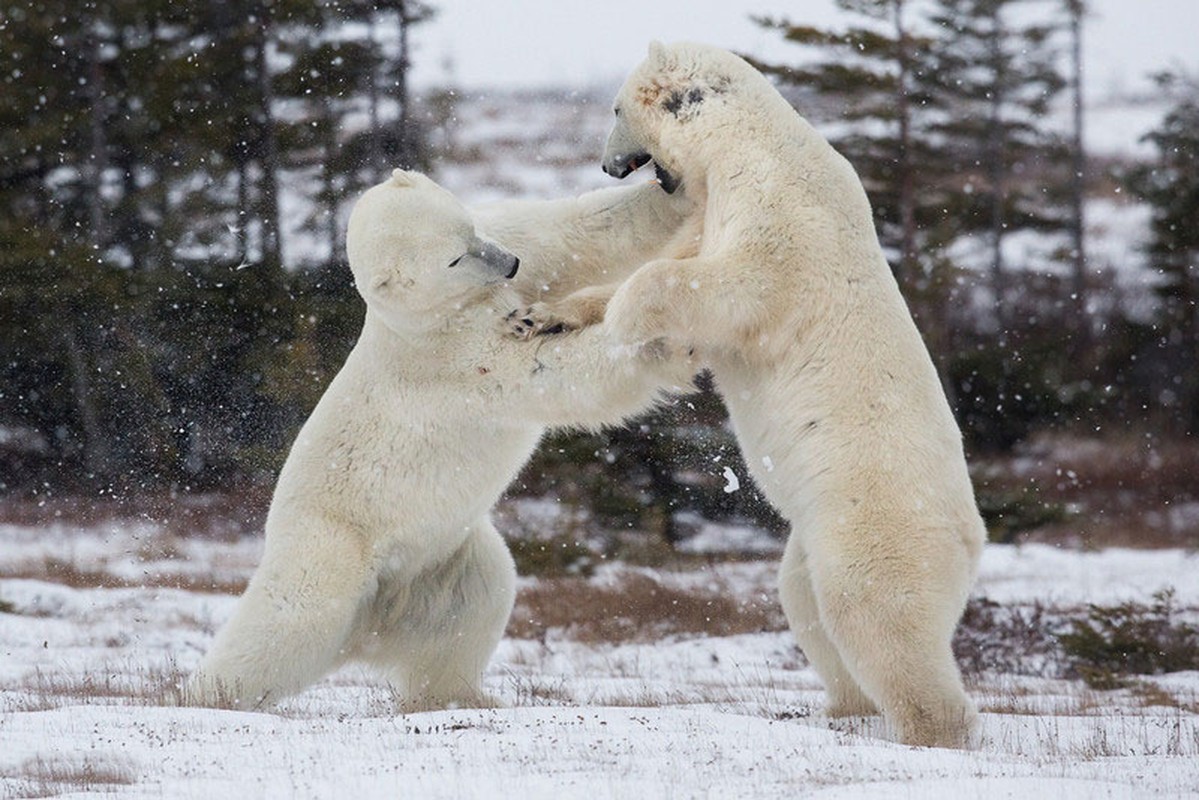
646, 41, 679, 71
390, 168, 416, 187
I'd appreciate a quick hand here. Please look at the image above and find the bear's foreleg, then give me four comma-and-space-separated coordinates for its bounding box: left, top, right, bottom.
501, 325, 695, 429
478, 181, 699, 303
603, 256, 768, 350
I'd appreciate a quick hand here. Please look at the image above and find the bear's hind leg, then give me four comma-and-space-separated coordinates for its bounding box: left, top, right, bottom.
778, 536, 878, 717
835, 621, 976, 748
810, 533, 977, 748
185, 527, 373, 709
367, 520, 516, 710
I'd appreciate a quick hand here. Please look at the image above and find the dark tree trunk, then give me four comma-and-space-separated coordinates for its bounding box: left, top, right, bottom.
894, 0, 917, 291
323, 101, 341, 264
1067, 0, 1090, 359
84, 17, 110, 252
252, 4, 283, 267
62, 322, 108, 477
367, 14, 384, 171
395, 1, 419, 169
236, 163, 249, 265
986, 10, 1008, 335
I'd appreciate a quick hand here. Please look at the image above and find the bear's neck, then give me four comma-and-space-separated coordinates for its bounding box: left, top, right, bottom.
675, 89, 817, 184
359, 285, 520, 357
690, 106, 830, 216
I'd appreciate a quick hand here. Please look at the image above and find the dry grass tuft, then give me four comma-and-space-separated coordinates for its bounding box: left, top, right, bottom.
975, 682, 1102, 717
7, 558, 128, 590
4, 755, 137, 797
507, 571, 787, 644
4, 661, 188, 713
505, 672, 574, 706
1130, 682, 1198, 712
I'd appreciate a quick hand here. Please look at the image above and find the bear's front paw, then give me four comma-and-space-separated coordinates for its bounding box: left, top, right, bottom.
506, 303, 573, 340
602, 262, 683, 346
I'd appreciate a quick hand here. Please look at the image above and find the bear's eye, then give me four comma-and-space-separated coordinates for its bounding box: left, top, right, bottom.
447, 255, 464, 268
613, 106, 621, 118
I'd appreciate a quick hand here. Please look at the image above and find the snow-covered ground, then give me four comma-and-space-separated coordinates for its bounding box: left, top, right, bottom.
1, 521, 1196, 798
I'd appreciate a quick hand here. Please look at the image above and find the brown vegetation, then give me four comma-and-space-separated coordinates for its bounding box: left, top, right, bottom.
507, 571, 787, 644
3, 756, 137, 798
0, 556, 247, 595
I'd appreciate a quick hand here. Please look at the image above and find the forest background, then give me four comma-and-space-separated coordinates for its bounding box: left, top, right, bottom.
1, 0, 1196, 555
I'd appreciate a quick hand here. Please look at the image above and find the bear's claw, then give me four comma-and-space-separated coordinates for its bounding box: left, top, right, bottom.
506, 306, 572, 340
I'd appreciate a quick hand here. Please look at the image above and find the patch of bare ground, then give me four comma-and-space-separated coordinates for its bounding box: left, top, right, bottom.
507, 571, 787, 644
0, 556, 247, 595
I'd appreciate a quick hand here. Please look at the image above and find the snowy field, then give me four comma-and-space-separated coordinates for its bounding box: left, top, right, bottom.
1, 519, 1197, 799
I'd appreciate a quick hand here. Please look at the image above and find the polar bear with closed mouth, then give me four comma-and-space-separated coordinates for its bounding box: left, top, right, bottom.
184, 170, 698, 711
539, 42, 987, 748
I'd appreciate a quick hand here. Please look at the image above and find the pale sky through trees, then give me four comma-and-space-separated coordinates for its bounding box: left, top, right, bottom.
412, 0, 1197, 99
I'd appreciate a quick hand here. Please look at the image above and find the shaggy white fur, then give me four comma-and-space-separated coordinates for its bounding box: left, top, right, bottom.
185, 171, 697, 710
570, 42, 986, 748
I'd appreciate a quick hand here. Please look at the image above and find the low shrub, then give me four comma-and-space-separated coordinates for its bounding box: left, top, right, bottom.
954, 597, 1063, 677
1058, 589, 1199, 689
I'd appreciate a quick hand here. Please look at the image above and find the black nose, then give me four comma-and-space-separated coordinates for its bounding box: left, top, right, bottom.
506, 257, 520, 279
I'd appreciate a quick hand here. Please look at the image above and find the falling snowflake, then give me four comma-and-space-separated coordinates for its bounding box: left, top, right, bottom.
721, 466, 740, 494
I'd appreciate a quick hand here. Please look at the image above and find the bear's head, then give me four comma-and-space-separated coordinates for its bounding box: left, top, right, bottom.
346, 170, 520, 334
603, 42, 755, 194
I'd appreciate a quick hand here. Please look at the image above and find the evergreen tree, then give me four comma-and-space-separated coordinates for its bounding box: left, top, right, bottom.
750, 1, 942, 292
1131, 72, 1199, 435
749, 1, 971, 399
919, 0, 1084, 450
0, 1, 440, 491
922, 0, 1068, 333
751, 0, 1084, 451
0, 0, 177, 486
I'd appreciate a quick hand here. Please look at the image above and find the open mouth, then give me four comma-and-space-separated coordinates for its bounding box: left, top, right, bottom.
605, 151, 652, 179
653, 161, 680, 194
623, 154, 682, 195
604, 150, 681, 194
623, 152, 652, 176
